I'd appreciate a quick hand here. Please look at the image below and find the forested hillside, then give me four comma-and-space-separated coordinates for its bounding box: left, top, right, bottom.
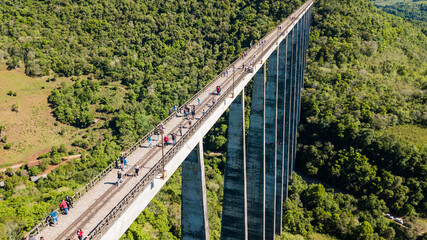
0, 0, 426, 239
123, 0, 427, 239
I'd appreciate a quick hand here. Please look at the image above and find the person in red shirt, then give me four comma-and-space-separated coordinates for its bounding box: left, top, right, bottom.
164, 135, 169, 146
76, 228, 84, 240
59, 200, 68, 215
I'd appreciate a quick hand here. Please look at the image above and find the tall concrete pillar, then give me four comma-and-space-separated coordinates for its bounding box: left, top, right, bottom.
275, 39, 287, 235
283, 29, 294, 200
289, 21, 300, 180
292, 19, 304, 174
265, 49, 278, 240
247, 64, 265, 240
221, 91, 247, 240
182, 141, 209, 240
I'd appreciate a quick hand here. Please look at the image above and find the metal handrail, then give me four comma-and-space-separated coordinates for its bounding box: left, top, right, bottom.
25, 1, 313, 238
85, 2, 313, 238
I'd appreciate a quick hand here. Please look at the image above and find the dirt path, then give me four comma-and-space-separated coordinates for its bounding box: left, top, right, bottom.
0, 154, 81, 175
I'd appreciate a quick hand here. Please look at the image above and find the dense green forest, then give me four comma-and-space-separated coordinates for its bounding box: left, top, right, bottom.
376, 2, 427, 22
0, 0, 426, 239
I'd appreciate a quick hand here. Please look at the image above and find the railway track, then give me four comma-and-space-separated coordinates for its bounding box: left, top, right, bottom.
35, 2, 313, 237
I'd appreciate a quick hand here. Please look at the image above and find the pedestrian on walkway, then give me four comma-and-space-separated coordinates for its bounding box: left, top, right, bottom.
40, 236, 45, 240
212, 97, 216, 106
76, 228, 84, 240
172, 133, 176, 145
117, 171, 124, 187
188, 120, 192, 128
216, 86, 221, 95
148, 136, 152, 148
50, 209, 58, 226
29, 235, 36, 240
123, 157, 128, 169
198, 98, 201, 105
134, 165, 139, 177
191, 109, 195, 120
120, 155, 124, 168
203, 109, 205, 116
59, 200, 68, 215
164, 135, 169, 146
179, 124, 183, 136
65, 195, 74, 209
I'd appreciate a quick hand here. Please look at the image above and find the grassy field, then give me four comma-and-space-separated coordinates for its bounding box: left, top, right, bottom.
384, 124, 427, 147
370, 0, 426, 6
0, 64, 78, 168
278, 232, 338, 240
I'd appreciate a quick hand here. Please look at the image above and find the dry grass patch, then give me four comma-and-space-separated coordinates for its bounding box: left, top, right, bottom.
0, 64, 77, 167
384, 124, 427, 146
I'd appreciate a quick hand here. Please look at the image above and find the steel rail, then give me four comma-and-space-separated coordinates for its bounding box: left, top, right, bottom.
25, 1, 313, 238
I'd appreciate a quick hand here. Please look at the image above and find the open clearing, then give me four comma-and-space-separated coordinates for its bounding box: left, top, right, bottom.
384, 124, 427, 147
0, 64, 77, 167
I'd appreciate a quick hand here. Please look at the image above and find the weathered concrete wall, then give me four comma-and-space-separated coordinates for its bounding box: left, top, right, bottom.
275, 39, 287, 235
221, 91, 248, 240
182, 141, 209, 240
265, 49, 278, 240
246, 65, 266, 240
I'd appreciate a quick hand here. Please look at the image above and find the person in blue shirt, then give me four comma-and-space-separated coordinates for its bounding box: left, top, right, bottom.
50, 209, 58, 226
148, 136, 152, 148
123, 158, 128, 169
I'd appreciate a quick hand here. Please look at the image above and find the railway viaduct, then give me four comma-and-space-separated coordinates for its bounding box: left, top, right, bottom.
30, 1, 313, 239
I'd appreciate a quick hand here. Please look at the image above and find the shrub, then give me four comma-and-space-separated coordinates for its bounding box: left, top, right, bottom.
11, 104, 18, 112
59, 144, 67, 153
28, 166, 42, 176
72, 139, 89, 149
50, 156, 62, 165
4, 143, 12, 149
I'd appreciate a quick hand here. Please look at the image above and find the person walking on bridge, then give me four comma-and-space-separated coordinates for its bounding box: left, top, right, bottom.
50, 209, 58, 226
179, 124, 183, 136
134, 165, 139, 177
123, 157, 128, 169
117, 171, 124, 187
65, 195, 73, 209
164, 135, 169, 146
172, 133, 176, 145
148, 136, 152, 148
59, 199, 68, 215
191, 109, 195, 120
76, 228, 85, 240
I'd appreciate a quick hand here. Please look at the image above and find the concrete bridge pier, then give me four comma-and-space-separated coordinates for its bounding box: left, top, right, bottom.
246, 64, 266, 240
283, 28, 294, 201
221, 90, 248, 240
265, 49, 278, 240
181, 141, 209, 240
275, 39, 288, 235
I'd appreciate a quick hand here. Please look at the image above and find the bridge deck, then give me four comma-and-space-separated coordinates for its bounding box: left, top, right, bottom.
35, 3, 311, 239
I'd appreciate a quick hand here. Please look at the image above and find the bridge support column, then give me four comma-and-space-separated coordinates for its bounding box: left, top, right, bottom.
182, 141, 209, 240
289, 20, 300, 180
283, 28, 294, 201
265, 49, 278, 240
247, 64, 266, 240
275, 39, 287, 235
221, 90, 247, 240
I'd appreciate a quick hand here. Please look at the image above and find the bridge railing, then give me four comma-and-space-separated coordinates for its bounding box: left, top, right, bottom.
26, 1, 313, 238
25, 106, 179, 238
86, 49, 255, 239
86, 2, 315, 239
